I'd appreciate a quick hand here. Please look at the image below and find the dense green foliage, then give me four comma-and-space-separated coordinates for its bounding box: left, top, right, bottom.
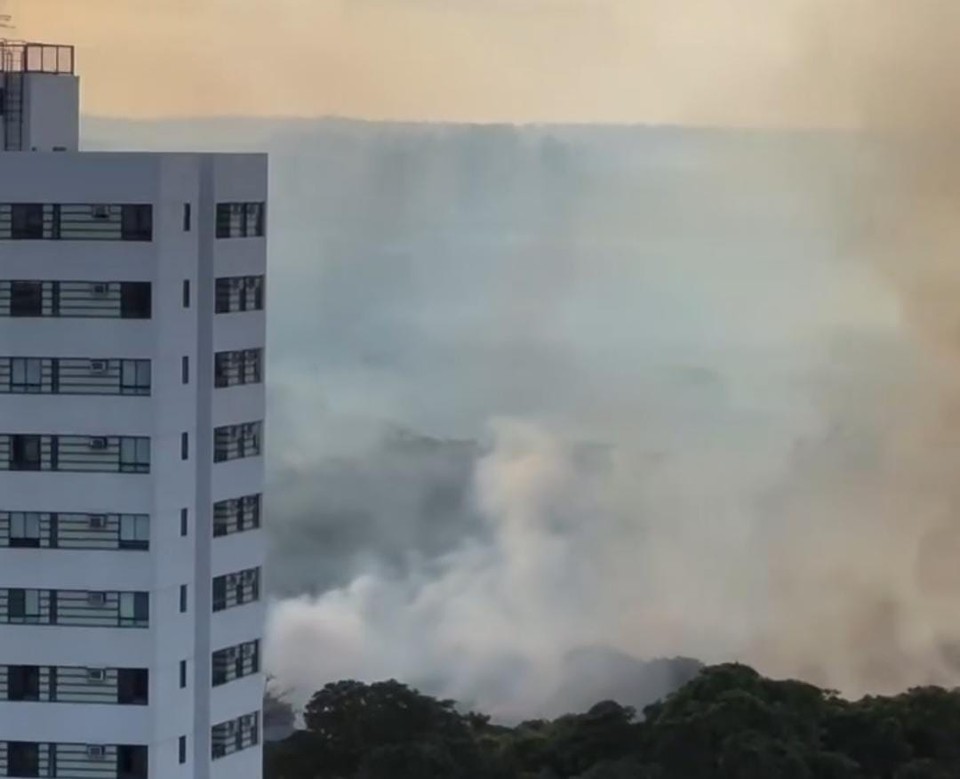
265, 665, 960, 779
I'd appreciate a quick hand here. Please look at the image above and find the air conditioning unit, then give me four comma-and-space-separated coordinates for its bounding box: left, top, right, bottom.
86, 668, 107, 683
89, 437, 108, 450
91, 205, 111, 219
89, 360, 109, 375
91, 283, 109, 296
87, 591, 107, 606
88, 514, 107, 530
86, 745, 106, 760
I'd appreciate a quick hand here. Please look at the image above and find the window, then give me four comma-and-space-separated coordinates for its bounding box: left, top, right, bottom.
119, 592, 149, 626
179, 660, 187, 689
9, 512, 42, 548
183, 203, 192, 232
248, 275, 264, 310
119, 282, 151, 319
180, 432, 189, 461
117, 745, 148, 779
215, 276, 264, 314
215, 203, 231, 238
8, 742, 39, 777
119, 515, 149, 550
181, 355, 189, 384
215, 349, 263, 388
182, 279, 190, 308
8, 665, 40, 701
212, 640, 260, 687
216, 202, 265, 238
11, 203, 44, 239
213, 494, 261, 537
180, 508, 188, 537
118, 668, 149, 705
120, 360, 151, 395
10, 281, 43, 316
119, 437, 150, 473
120, 204, 152, 241
212, 577, 227, 612
10, 434, 41, 470
215, 278, 230, 313
179, 584, 188, 613
244, 495, 262, 530
212, 655, 227, 686
212, 569, 259, 612
214, 422, 262, 463
8, 588, 40, 623
214, 354, 228, 387
179, 736, 187, 764
247, 350, 263, 384
10, 357, 42, 392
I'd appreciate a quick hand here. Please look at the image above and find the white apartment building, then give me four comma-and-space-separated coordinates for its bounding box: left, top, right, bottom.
0, 42, 266, 779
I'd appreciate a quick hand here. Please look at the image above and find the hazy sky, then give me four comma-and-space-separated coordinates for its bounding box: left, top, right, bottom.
16, 0, 882, 126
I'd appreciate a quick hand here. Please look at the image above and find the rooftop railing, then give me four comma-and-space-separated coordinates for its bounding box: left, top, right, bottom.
0, 41, 74, 74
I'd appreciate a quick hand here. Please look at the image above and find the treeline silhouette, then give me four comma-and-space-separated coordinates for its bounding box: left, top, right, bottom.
265, 663, 960, 778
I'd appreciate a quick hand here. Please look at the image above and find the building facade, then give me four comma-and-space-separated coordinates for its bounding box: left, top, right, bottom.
0, 41, 267, 779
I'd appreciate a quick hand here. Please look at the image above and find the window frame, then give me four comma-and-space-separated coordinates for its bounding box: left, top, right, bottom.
118, 515, 149, 550
8, 588, 41, 623
119, 591, 149, 627
119, 437, 150, 474
119, 359, 151, 395
119, 281, 152, 319
9, 512, 42, 548
10, 357, 43, 392
9, 280, 43, 317
11, 203, 44, 240
120, 204, 153, 242
10, 434, 42, 471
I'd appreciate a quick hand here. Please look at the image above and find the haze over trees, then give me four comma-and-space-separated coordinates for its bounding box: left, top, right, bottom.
265, 664, 960, 779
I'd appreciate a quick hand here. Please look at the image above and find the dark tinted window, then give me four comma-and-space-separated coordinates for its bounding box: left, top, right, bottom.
10, 281, 43, 316
120, 205, 152, 241
8, 742, 39, 777
118, 745, 148, 779
11, 434, 41, 470
120, 282, 151, 319
215, 204, 231, 238
11, 204, 44, 239
212, 577, 227, 611
134, 592, 149, 622
118, 668, 149, 705
8, 666, 40, 701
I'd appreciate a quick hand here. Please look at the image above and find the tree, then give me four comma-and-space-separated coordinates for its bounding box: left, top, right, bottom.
300, 679, 488, 778
264, 666, 960, 779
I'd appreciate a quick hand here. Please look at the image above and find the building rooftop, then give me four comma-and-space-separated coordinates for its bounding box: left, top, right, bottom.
0, 40, 74, 74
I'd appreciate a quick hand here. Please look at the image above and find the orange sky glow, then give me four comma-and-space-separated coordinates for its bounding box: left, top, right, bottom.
7, 0, 925, 127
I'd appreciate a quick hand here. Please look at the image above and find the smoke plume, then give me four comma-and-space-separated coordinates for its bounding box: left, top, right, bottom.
81, 0, 960, 719
263, 3, 960, 714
